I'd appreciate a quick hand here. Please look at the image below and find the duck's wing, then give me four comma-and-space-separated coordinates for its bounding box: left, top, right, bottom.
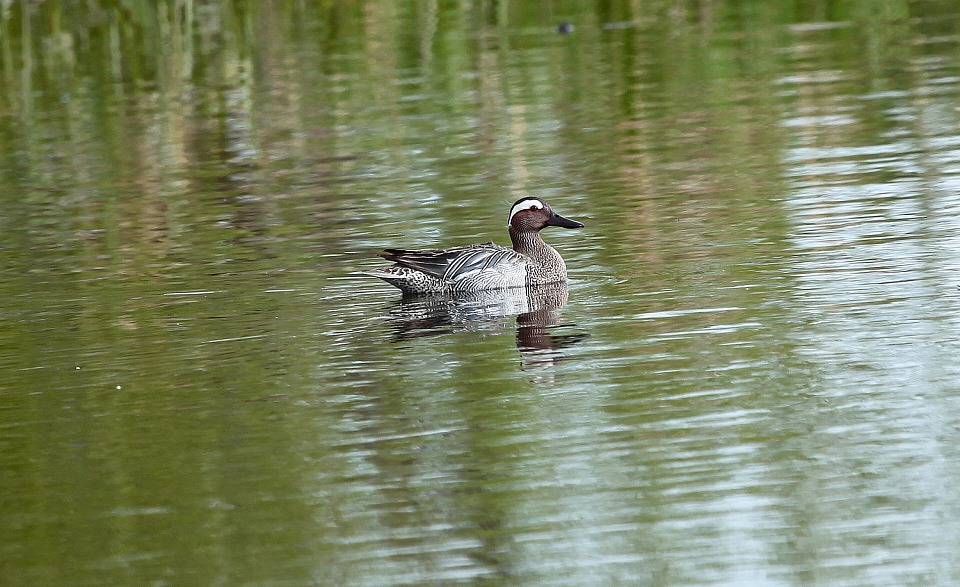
380, 242, 525, 281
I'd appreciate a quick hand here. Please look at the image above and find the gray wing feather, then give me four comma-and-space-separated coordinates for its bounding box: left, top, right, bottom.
381, 243, 525, 281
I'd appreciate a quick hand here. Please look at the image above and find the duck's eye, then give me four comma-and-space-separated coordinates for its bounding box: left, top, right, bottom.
529, 205, 537, 210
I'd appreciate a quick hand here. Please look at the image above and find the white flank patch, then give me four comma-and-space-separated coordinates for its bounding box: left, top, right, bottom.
508, 198, 544, 225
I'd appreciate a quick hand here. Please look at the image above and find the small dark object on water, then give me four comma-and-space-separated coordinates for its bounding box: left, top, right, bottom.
557, 22, 574, 34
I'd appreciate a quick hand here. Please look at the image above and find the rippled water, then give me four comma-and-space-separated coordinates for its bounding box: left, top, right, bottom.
4, 2, 960, 585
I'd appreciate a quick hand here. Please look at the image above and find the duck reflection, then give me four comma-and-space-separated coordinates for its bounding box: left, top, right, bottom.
388, 282, 587, 368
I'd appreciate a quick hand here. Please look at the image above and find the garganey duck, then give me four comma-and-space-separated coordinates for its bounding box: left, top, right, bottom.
365, 197, 584, 294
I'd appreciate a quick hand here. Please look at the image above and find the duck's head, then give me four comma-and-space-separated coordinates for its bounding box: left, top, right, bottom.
507, 197, 584, 232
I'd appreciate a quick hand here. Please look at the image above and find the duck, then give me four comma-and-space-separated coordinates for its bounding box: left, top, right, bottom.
364, 197, 584, 294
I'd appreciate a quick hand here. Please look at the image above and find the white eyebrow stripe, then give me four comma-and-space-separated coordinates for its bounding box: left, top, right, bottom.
508, 199, 544, 224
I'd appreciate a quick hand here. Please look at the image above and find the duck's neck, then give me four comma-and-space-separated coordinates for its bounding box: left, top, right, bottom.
510, 227, 567, 279
510, 227, 544, 255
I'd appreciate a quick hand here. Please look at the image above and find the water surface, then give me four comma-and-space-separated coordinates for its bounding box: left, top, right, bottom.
3, 1, 960, 585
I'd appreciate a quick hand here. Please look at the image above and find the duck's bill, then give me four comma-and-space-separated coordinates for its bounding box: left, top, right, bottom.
547, 213, 584, 229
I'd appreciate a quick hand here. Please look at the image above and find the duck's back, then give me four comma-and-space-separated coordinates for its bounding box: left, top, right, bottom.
366, 242, 532, 294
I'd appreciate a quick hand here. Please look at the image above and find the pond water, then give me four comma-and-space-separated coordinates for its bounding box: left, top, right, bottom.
3, 1, 960, 585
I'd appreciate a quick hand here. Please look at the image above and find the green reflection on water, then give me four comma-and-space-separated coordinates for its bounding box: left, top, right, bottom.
3, 1, 960, 585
